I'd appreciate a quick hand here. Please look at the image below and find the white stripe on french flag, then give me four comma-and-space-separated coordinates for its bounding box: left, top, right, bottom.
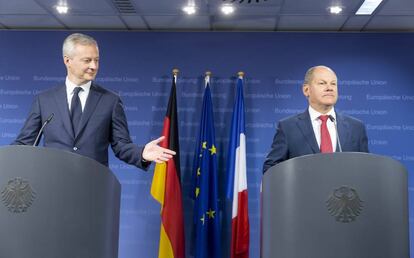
232, 133, 247, 218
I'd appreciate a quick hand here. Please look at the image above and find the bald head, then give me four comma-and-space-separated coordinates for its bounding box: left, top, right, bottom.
304, 66, 337, 85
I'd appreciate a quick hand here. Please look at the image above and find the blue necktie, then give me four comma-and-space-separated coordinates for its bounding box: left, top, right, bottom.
70, 87, 83, 134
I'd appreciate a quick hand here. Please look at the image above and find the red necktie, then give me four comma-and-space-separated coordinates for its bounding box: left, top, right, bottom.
319, 115, 333, 153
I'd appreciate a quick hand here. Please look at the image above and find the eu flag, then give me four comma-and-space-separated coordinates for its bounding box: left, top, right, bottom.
191, 77, 221, 258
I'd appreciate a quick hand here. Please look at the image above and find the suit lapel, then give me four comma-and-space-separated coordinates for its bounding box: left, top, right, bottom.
296, 111, 319, 153
54, 85, 74, 138
75, 83, 103, 140
335, 112, 349, 152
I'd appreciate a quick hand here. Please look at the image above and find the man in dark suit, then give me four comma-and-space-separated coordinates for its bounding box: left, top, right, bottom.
13, 33, 174, 169
263, 65, 369, 173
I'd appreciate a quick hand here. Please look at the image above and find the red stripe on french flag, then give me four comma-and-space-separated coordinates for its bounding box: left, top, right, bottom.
231, 190, 249, 258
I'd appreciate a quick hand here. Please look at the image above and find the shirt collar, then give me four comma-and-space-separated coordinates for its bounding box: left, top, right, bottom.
308, 105, 336, 122
65, 77, 92, 94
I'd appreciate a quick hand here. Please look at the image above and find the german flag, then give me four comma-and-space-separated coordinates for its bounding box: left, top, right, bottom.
151, 70, 185, 258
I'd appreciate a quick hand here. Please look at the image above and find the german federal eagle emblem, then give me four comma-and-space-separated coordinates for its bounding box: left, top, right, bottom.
1, 177, 36, 213
326, 186, 363, 223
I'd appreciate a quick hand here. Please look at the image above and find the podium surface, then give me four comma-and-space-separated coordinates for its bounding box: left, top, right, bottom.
261, 152, 409, 258
0, 146, 121, 258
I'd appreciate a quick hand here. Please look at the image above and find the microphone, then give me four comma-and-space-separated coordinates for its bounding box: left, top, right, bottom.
33, 113, 54, 147
328, 115, 342, 152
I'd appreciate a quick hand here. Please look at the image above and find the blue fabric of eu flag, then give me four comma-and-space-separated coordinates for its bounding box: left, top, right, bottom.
191, 82, 221, 258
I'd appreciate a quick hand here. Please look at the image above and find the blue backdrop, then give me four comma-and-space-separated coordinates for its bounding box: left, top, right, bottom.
0, 31, 413, 257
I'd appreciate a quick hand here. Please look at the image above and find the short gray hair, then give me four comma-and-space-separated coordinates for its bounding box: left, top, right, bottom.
62, 33, 98, 57
304, 65, 336, 84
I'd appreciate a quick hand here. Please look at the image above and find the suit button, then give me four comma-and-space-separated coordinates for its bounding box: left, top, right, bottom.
73, 147, 78, 151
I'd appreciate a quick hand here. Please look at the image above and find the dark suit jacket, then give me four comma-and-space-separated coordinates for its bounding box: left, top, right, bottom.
13, 83, 149, 169
263, 110, 369, 173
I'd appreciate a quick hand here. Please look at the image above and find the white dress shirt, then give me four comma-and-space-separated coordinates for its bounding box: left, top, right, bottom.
308, 106, 337, 152
65, 77, 91, 112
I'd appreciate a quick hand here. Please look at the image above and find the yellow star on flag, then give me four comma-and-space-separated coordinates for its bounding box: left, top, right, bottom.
206, 209, 216, 219
200, 214, 205, 225
202, 141, 207, 149
195, 187, 200, 198
197, 167, 201, 176
209, 144, 217, 155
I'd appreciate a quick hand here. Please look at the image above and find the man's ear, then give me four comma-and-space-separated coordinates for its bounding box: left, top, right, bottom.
303, 84, 309, 97
63, 55, 70, 65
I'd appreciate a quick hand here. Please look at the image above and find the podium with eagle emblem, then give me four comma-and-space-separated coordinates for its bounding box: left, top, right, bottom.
0, 146, 121, 258
261, 152, 409, 258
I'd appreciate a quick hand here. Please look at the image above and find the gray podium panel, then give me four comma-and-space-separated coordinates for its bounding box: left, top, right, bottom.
261, 152, 409, 258
0, 146, 121, 258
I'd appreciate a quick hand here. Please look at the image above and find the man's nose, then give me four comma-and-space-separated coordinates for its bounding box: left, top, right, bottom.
89, 61, 98, 69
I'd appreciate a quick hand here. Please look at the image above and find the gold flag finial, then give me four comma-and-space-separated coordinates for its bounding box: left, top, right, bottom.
204, 71, 212, 86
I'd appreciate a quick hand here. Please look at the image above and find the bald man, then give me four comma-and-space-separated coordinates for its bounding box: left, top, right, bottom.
263, 65, 369, 173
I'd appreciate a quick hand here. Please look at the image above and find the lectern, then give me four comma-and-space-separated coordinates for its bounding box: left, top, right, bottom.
261, 152, 409, 258
0, 146, 121, 258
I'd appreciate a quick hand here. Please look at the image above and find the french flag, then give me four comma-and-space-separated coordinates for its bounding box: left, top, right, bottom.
226, 73, 250, 258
